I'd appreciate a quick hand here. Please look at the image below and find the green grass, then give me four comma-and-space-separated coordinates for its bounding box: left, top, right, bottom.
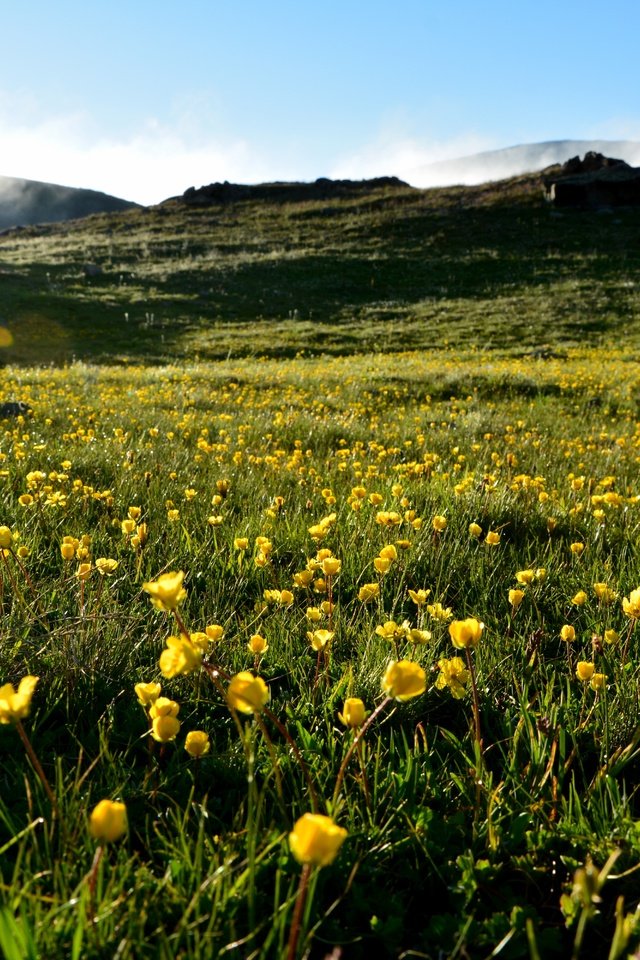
0, 173, 640, 364
0, 351, 638, 956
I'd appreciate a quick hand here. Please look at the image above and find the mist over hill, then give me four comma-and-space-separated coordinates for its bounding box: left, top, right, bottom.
0, 175, 140, 231
409, 139, 640, 187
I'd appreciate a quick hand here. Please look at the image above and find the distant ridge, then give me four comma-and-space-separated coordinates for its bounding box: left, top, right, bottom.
0, 175, 140, 232
172, 175, 410, 206
410, 139, 640, 188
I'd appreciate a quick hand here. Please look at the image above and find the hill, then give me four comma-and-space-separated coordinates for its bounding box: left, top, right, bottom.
411, 138, 640, 187
0, 174, 140, 232
0, 165, 638, 364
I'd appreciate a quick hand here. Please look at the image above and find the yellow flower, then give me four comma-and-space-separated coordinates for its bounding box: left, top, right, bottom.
374, 556, 392, 575
485, 530, 501, 546
468, 522, 483, 539
622, 588, 640, 619
76, 562, 92, 581
185, 731, 210, 758
576, 661, 595, 682
381, 660, 426, 701
159, 635, 202, 678
60, 542, 75, 560
293, 570, 314, 588
572, 590, 588, 606
306, 606, 322, 622
307, 629, 334, 651
426, 602, 453, 622
89, 799, 127, 843
590, 673, 606, 691
280, 589, 294, 606
289, 813, 347, 867
375, 620, 410, 642
143, 571, 187, 611
0, 526, 12, 549
449, 618, 484, 649
432, 515, 447, 532
149, 697, 180, 742
515, 570, 535, 585
321, 557, 341, 576
205, 624, 225, 643
134, 681, 161, 707
234, 537, 249, 551
435, 657, 470, 699
509, 588, 525, 610
593, 582, 616, 604
560, 625, 576, 643
121, 518, 136, 536
0, 675, 39, 724
358, 582, 380, 603
95, 557, 119, 576
407, 628, 432, 645
570, 542, 585, 555
408, 588, 430, 607
604, 629, 619, 646
338, 697, 367, 728
227, 672, 269, 714
379, 545, 398, 562
248, 634, 268, 654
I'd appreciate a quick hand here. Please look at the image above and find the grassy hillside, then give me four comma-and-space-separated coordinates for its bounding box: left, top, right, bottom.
0, 172, 638, 364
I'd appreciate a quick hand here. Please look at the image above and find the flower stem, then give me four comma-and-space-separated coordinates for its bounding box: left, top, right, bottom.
286, 863, 311, 960
332, 697, 391, 808
16, 720, 57, 816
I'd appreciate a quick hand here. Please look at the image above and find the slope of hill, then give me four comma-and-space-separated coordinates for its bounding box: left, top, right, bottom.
411, 139, 640, 187
0, 175, 140, 231
0, 166, 638, 365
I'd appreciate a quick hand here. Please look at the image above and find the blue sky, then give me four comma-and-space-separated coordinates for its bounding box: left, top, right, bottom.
1, 0, 639, 203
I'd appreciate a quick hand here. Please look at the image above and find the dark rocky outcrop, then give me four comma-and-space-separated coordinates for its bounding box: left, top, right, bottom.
543, 152, 640, 208
175, 176, 410, 206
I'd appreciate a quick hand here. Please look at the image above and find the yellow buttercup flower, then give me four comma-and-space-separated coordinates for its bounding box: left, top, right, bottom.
590, 673, 606, 691
143, 571, 187, 611
432, 515, 447, 532
321, 557, 342, 576
449, 618, 484, 649
485, 530, 501, 546
134, 681, 161, 707
560, 625, 576, 643
381, 660, 426, 701
622, 588, 640, 619
289, 813, 347, 867
227, 673, 269, 715
358, 582, 380, 603
509, 588, 525, 610
515, 570, 535, 585
338, 697, 366, 728
426, 602, 452, 622
95, 557, 119, 576
0, 675, 39, 724
89, 799, 127, 843
576, 662, 595, 682
307, 629, 334, 651
408, 588, 430, 607
435, 657, 470, 699
185, 731, 211, 758
159, 635, 202, 678
149, 697, 181, 742
468, 522, 483, 539
0, 526, 12, 549
571, 590, 588, 606
234, 537, 249, 551
593, 582, 617, 604
248, 634, 268, 654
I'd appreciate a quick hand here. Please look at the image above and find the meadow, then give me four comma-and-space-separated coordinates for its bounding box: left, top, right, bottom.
0, 347, 638, 959
1, 173, 640, 958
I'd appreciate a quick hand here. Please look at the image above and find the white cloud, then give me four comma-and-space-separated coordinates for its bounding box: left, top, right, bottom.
330, 132, 499, 184
0, 108, 278, 205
